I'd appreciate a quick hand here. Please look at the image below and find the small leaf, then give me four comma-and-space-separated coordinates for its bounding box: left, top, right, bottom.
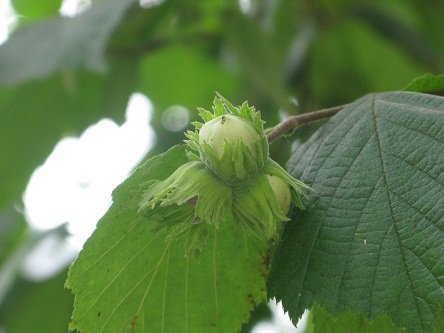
404, 73, 444, 94
66, 145, 268, 333
268, 92, 444, 333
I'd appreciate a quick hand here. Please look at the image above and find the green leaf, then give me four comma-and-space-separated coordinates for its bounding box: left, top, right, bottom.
404, 73, 444, 94
267, 92, 444, 333
0, 0, 136, 87
311, 304, 406, 333
240, 302, 273, 333
11, 0, 62, 21
66, 145, 268, 333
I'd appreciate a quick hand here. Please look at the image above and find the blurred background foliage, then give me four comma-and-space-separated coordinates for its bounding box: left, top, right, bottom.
0, 0, 443, 332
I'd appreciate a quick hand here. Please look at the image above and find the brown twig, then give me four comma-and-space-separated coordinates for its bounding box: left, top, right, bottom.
266, 104, 349, 143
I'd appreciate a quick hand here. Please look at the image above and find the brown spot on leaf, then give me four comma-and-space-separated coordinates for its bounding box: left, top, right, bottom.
131, 316, 138, 332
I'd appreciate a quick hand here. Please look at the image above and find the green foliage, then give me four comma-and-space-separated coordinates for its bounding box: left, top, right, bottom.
1, 0, 444, 332
311, 304, 406, 333
66, 145, 268, 333
267, 92, 444, 333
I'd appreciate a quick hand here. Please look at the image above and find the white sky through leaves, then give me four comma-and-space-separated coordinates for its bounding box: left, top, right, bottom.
23, 93, 153, 249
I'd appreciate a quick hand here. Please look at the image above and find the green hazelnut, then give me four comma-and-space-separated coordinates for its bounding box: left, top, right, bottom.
139, 95, 314, 256
186, 96, 269, 185
266, 174, 292, 215
198, 115, 260, 158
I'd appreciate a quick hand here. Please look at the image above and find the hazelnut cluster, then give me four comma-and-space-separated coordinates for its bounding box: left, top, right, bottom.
139, 94, 312, 258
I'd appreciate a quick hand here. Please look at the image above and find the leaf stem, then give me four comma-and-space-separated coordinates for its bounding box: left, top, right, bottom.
266, 104, 349, 143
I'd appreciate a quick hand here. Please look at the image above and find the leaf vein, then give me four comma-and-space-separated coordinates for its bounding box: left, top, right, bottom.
372, 95, 425, 331
376, 116, 444, 146
77, 230, 163, 319
286, 98, 373, 310
71, 215, 144, 280
337, 174, 384, 313
99, 265, 157, 333
136, 241, 171, 317
383, 150, 444, 189
377, 97, 444, 115
295, 98, 367, 182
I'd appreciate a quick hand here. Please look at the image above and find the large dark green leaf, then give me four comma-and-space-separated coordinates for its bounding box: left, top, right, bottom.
0, 0, 136, 86
66, 145, 268, 333
268, 92, 444, 333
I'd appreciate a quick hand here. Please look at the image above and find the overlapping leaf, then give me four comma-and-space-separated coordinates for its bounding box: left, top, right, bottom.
66, 145, 268, 333
268, 92, 444, 333
405, 73, 444, 94
311, 304, 404, 333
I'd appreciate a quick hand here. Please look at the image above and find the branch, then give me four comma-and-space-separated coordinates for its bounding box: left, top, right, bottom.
266, 104, 349, 143
266, 89, 444, 143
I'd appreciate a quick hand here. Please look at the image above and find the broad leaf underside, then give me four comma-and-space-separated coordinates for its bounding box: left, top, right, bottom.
268, 92, 444, 332
67, 145, 267, 333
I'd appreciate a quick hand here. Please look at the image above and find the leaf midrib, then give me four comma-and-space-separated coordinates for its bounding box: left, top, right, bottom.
371, 95, 424, 330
